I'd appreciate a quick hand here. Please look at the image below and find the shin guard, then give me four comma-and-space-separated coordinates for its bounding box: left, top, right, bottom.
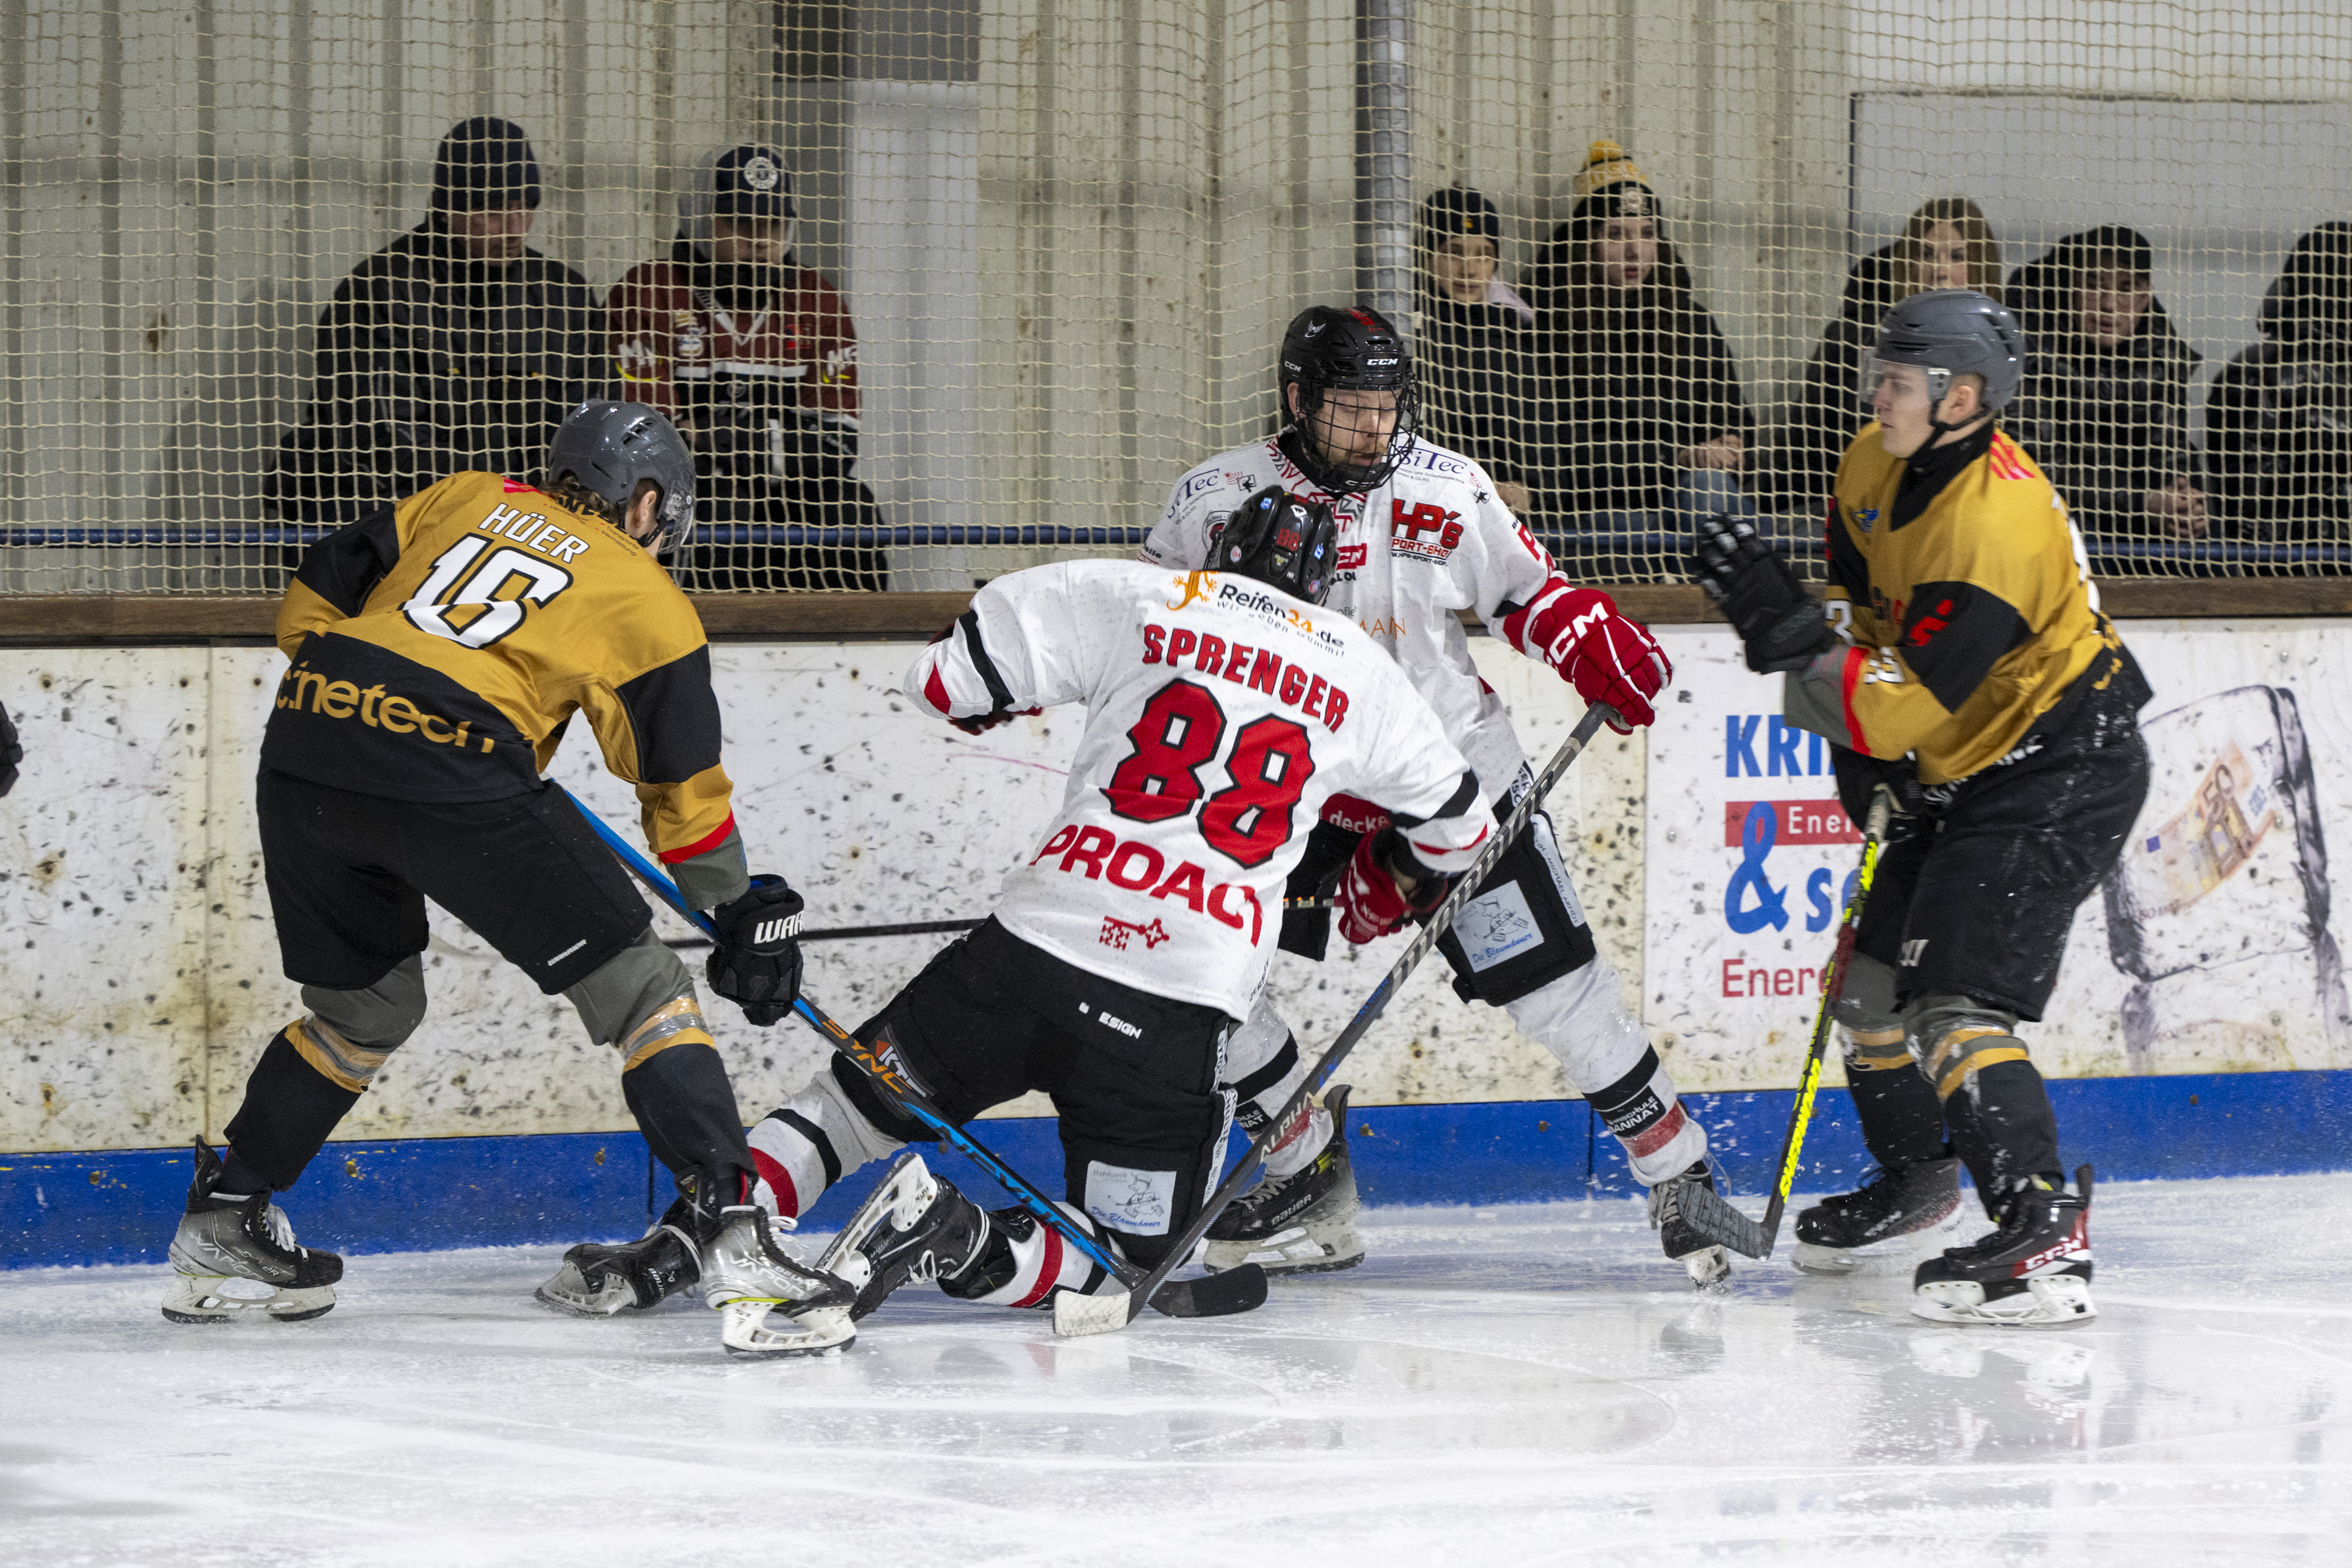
620, 1039, 757, 1183
746, 1069, 907, 1220
942, 1202, 1117, 1309
1221, 996, 1330, 1181
1507, 957, 1706, 1183
221, 1028, 367, 1192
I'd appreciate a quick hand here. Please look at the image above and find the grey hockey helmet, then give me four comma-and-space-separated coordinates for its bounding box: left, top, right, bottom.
1213, 485, 1342, 606
1861, 287, 2024, 419
546, 401, 697, 558
1278, 304, 1420, 494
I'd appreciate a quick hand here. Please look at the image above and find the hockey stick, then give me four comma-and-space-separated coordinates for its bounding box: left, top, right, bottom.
1660, 786, 1897, 1261
559, 787, 1265, 1322
1054, 701, 1619, 1338
662, 898, 1344, 951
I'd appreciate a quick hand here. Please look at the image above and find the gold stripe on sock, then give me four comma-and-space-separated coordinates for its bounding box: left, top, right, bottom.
288, 1015, 394, 1094
617, 997, 714, 1070
1936, 1045, 2030, 1101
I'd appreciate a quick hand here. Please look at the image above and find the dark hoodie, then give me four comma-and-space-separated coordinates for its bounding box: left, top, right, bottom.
1511, 180, 1750, 519
267, 123, 604, 523
2005, 225, 2201, 539
1759, 244, 1899, 509
1413, 186, 1533, 478
2205, 221, 2352, 541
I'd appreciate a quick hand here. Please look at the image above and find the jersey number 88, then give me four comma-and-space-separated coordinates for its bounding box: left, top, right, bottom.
1105, 678, 1317, 869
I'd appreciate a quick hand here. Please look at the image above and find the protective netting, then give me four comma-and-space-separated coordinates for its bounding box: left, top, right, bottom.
3, 1, 2351, 598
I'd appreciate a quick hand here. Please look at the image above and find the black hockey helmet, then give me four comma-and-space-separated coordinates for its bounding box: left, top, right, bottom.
1278, 304, 1420, 494
1862, 288, 2024, 421
546, 400, 697, 560
1213, 485, 1342, 606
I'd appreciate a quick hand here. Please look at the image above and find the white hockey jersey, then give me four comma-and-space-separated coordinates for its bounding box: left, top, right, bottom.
1142, 434, 1575, 797
908, 560, 1496, 1019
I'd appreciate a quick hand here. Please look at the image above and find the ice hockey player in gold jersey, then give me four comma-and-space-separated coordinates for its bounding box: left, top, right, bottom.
1693, 289, 2151, 1327
160, 400, 858, 1354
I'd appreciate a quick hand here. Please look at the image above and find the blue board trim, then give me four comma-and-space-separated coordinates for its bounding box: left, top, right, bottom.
8, 1067, 2350, 1269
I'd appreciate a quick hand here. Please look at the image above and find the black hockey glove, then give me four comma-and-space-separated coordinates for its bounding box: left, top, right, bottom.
1690, 512, 1836, 673
1831, 745, 1926, 836
0, 698, 18, 797
706, 874, 806, 1027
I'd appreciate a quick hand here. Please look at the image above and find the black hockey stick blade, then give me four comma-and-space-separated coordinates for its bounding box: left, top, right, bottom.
1148, 1261, 1269, 1318
1667, 1176, 1775, 1260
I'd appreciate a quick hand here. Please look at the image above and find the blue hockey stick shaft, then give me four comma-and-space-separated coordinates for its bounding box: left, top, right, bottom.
558, 786, 1134, 1283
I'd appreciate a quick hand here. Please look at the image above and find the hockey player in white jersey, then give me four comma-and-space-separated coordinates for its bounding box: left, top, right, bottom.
539, 488, 1498, 1332
1145, 304, 1726, 1285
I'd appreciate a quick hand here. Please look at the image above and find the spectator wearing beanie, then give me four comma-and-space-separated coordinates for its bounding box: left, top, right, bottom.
2006, 225, 2206, 550
2205, 222, 2352, 551
608, 142, 885, 590
1761, 196, 2001, 510
267, 117, 605, 523
1512, 159, 1759, 568
1414, 185, 1534, 515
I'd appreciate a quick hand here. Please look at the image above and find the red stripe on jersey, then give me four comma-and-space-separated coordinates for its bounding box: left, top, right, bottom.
1838, 646, 1872, 755
1012, 1224, 1066, 1308
750, 1147, 801, 1219
659, 811, 738, 864
1988, 435, 2030, 481
922, 665, 953, 717
1409, 822, 1490, 862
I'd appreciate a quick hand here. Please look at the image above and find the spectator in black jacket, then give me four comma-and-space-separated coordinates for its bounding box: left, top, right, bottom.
2205, 222, 2352, 550
1414, 186, 1534, 515
267, 118, 606, 523
1512, 173, 1757, 566
1765, 197, 2002, 510
2007, 225, 2205, 545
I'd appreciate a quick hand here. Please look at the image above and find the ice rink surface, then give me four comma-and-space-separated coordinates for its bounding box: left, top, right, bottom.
5, 1174, 2349, 1567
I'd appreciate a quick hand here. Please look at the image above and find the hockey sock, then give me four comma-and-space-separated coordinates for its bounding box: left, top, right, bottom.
1844, 1029, 1951, 1168
1586, 1046, 1707, 1185
746, 1069, 906, 1219
1941, 1054, 2063, 1214
1224, 1025, 1330, 1181
620, 1040, 757, 1182
941, 1203, 1117, 1308
220, 1027, 364, 1192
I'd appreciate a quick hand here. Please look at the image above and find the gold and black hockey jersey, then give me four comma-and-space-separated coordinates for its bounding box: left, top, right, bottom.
262, 471, 737, 862
1788, 422, 2140, 785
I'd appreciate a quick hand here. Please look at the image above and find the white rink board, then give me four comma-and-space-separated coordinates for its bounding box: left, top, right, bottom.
1647, 621, 2352, 1092
0, 638, 1641, 1153
8, 619, 2350, 1155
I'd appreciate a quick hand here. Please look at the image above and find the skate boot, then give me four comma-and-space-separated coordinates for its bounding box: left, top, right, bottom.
697, 1182, 860, 1357
161, 1138, 342, 1324
816, 1152, 993, 1319
535, 1195, 701, 1316
1648, 1162, 1732, 1290
1911, 1165, 2096, 1328
1791, 1157, 1964, 1276
1203, 1083, 1365, 1276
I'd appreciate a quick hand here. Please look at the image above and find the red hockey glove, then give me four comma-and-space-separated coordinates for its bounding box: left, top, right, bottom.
1334, 829, 1450, 945
1503, 584, 1672, 732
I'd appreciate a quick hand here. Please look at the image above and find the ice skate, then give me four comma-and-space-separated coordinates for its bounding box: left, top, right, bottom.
1791, 1158, 1965, 1276
161, 1138, 342, 1325
535, 1196, 700, 1316
701, 1203, 859, 1356
1911, 1165, 2096, 1328
816, 1151, 993, 1319
1203, 1083, 1365, 1276
1648, 1161, 1731, 1290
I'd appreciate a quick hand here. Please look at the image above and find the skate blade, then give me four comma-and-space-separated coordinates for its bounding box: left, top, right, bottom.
814, 1152, 938, 1278
1791, 1207, 1967, 1277
1203, 1225, 1367, 1276
531, 1265, 638, 1318
1682, 1246, 1731, 1292
720, 1301, 856, 1357
1789, 1242, 1862, 1277
161, 1272, 336, 1325
1911, 1275, 2096, 1329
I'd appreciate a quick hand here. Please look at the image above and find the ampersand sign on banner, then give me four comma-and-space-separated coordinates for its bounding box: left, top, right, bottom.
1724, 799, 1788, 934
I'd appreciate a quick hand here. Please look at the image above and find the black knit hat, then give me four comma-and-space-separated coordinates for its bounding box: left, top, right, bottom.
431, 117, 543, 214
1417, 186, 1500, 253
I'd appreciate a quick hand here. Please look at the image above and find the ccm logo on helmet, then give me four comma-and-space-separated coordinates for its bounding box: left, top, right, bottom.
753, 915, 803, 945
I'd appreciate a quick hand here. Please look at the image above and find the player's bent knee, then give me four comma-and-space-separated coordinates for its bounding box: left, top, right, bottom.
565, 927, 706, 1060
1906, 993, 2028, 1102
826, 1047, 935, 1146
1830, 953, 1901, 1036
301, 953, 427, 1056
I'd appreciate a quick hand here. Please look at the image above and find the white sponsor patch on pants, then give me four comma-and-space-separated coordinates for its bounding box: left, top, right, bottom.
1083, 1160, 1177, 1236
1454, 882, 1542, 972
